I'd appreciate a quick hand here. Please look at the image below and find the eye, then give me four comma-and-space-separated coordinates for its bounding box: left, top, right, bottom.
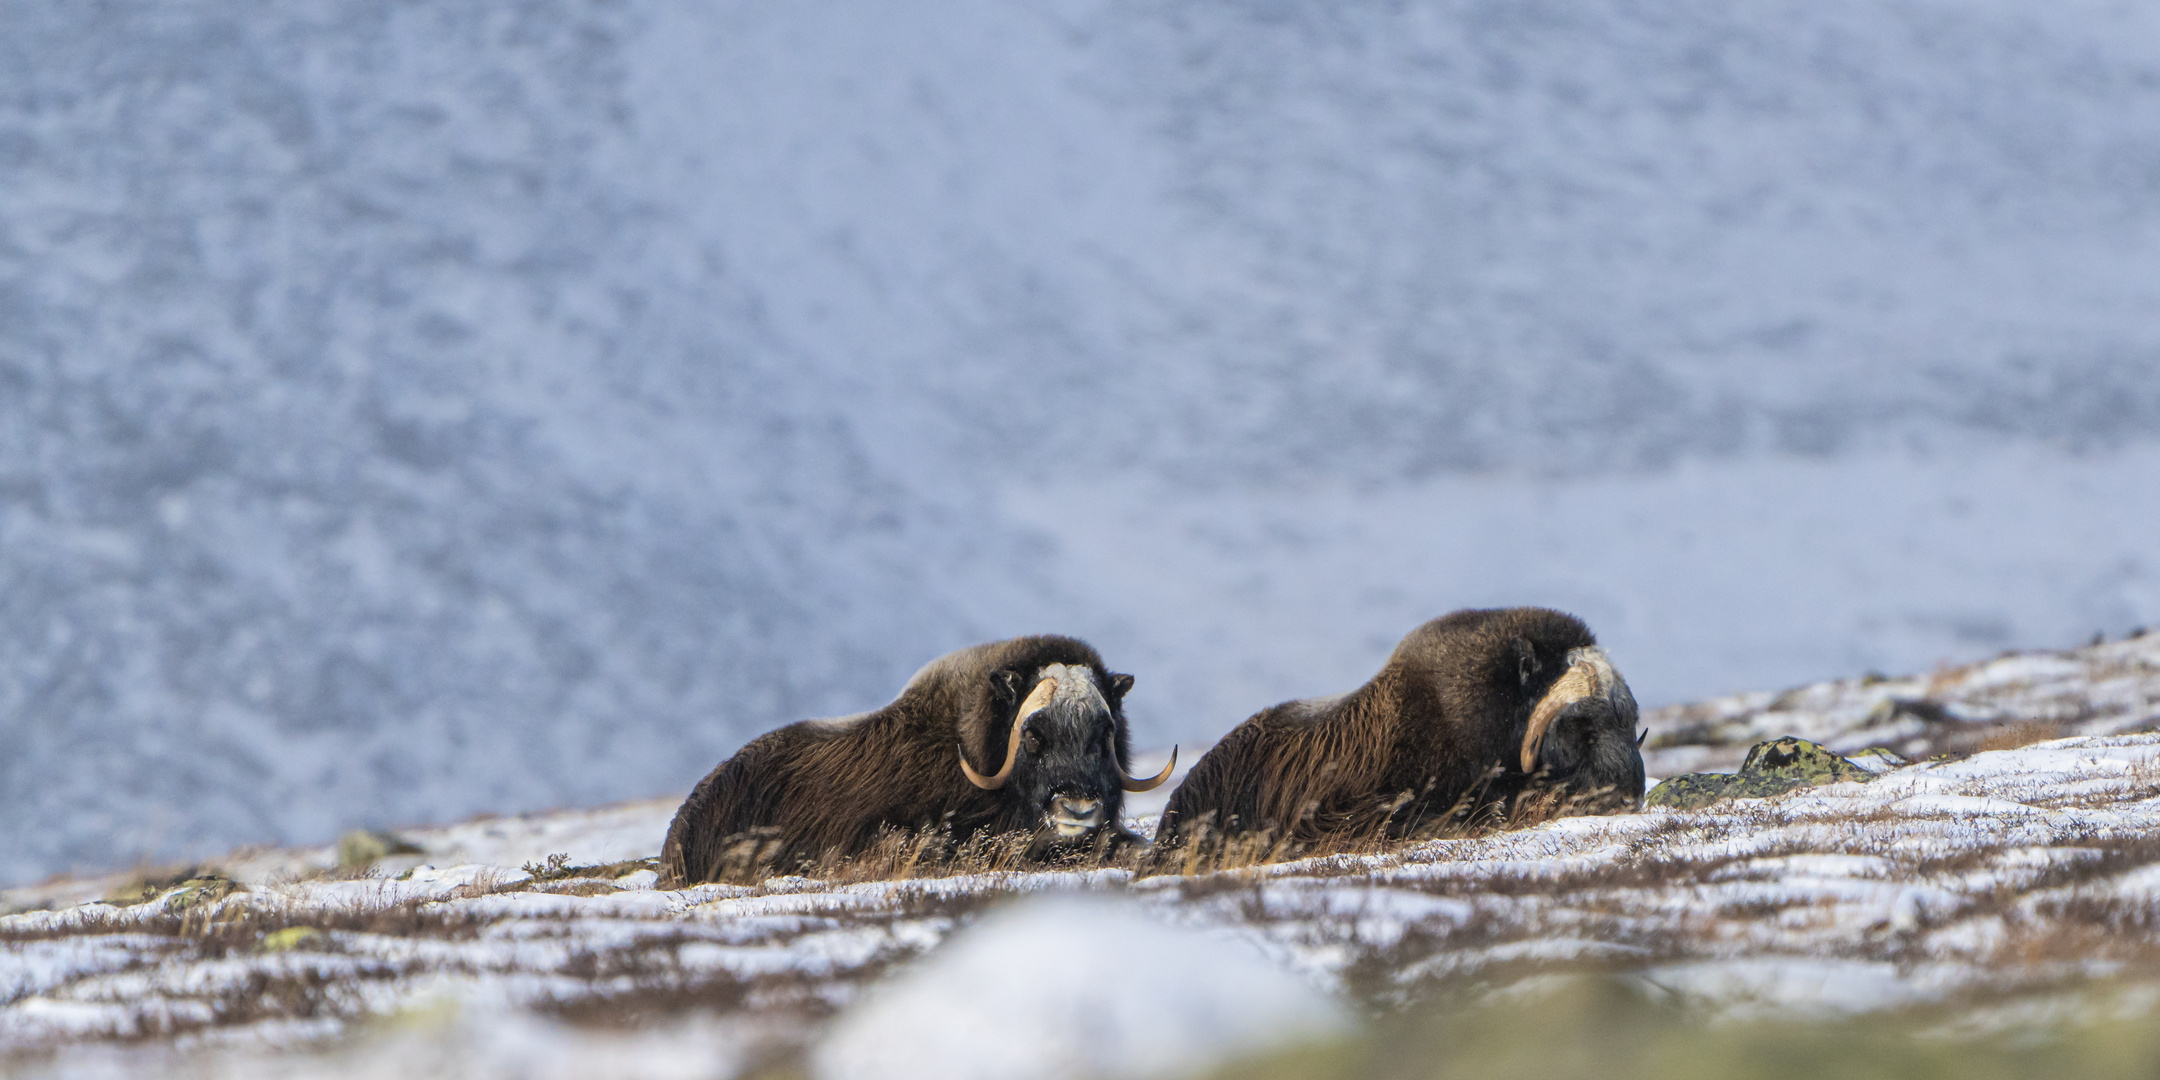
1022, 731, 1042, 756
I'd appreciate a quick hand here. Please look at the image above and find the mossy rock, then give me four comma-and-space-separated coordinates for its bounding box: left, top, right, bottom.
101, 867, 207, 907
101, 879, 174, 907
1643, 772, 1811, 810
259, 926, 323, 953
1646, 737, 1872, 810
102, 869, 245, 909
1738, 736, 1872, 784
338, 828, 425, 869
167, 874, 246, 910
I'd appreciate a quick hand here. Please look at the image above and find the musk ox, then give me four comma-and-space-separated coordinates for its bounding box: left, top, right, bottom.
659, 635, 1176, 885
1156, 607, 1643, 857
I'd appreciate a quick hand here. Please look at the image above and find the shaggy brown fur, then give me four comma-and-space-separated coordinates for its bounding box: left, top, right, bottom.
659, 635, 1142, 886
1156, 607, 1644, 858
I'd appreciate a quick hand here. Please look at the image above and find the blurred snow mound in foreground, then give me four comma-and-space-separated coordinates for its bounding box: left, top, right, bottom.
812, 893, 1349, 1080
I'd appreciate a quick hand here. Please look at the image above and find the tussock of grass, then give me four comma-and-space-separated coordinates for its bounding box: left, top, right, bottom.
802, 827, 1045, 883
689, 772, 1640, 888
1148, 782, 1637, 879
706, 822, 1158, 888
517, 854, 660, 886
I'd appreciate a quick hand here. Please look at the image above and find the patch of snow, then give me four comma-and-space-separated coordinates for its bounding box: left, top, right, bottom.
811, 892, 1351, 1080
1885, 795, 2053, 819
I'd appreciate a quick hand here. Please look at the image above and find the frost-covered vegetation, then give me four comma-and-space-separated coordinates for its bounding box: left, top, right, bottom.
5, 633, 2158, 1077
7, 0, 2160, 884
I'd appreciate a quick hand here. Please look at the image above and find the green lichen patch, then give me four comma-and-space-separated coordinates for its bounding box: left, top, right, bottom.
257, 926, 323, 953
1739, 737, 1873, 784
100, 867, 211, 907
1647, 737, 1873, 810
166, 874, 247, 911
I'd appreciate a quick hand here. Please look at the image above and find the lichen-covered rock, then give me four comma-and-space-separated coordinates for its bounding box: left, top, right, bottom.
1643, 772, 1798, 810
258, 926, 322, 953
1646, 737, 1872, 810
338, 829, 425, 869
100, 868, 205, 907
98, 869, 247, 909
167, 874, 246, 910
1739, 737, 1873, 784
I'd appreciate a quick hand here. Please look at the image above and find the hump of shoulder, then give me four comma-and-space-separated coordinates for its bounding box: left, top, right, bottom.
799, 709, 879, 735
897, 634, 1106, 695
1391, 607, 1596, 664
1276, 691, 1351, 724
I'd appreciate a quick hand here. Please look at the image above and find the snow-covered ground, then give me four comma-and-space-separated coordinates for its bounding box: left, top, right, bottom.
6, 633, 2158, 1076
5, 0, 2160, 884
1642, 626, 2160, 776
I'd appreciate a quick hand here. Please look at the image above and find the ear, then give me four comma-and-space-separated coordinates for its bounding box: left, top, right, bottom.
1105, 672, 1135, 702
1513, 637, 1541, 686
989, 668, 1026, 707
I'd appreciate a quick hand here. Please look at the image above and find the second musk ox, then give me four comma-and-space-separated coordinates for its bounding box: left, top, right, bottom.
660, 635, 1176, 885
1156, 607, 1644, 856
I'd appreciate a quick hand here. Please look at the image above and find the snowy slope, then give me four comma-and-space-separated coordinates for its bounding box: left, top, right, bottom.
8, 732, 2160, 1075
4, 0, 2160, 882
4, 637, 2160, 1076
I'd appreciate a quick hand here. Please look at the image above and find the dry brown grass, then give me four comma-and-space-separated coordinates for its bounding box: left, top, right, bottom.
518, 855, 660, 884
1977, 719, 2065, 753
0, 870, 990, 1047
0, 889, 497, 951
656, 775, 1641, 890
774, 825, 1145, 885
1145, 781, 1635, 879
0, 895, 477, 1046
532, 886, 1000, 1031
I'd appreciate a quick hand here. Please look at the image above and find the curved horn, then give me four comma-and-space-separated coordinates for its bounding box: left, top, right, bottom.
1521, 650, 1612, 772
1120, 746, 1178, 793
959, 678, 1058, 790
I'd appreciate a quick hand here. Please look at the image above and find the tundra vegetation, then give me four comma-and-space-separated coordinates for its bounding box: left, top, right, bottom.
2, 631, 2159, 1076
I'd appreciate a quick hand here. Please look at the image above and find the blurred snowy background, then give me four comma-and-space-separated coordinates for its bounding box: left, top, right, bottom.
3, 0, 2158, 882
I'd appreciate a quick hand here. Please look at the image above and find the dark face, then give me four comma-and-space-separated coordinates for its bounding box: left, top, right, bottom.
988, 663, 1136, 847
1533, 675, 1645, 809
1522, 646, 1646, 810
